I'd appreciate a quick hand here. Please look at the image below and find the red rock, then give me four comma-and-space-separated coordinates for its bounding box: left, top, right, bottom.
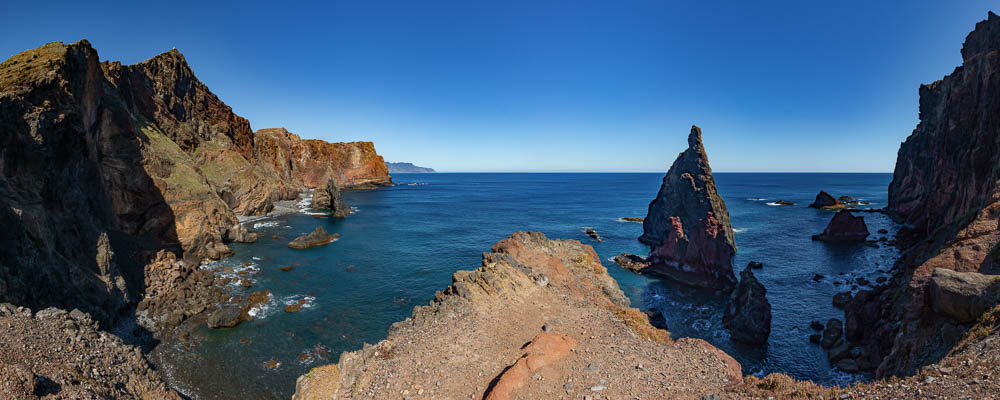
640, 126, 737, 290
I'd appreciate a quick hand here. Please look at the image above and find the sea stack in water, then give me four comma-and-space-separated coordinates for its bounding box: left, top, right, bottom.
312, 178, 352, 218
809, 191, 840, 209
639, 126, 738, 289
812, 210, 869, 242
288, 226, 340, 249
723, 266, 772, 345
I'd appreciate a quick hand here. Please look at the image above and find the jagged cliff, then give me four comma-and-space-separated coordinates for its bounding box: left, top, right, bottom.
254, 127, 391, 189
0, 40, 391, 330
839, 11, 1000, 379
639, 126, 738, 289
293, 232, 743, 400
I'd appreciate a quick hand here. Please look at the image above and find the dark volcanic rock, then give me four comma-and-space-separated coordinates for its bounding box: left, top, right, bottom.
207, 290, 271, 329
288, 226, 340, 249
639, 126, 737, 290
809, 191, 840, 208
722, 267, 771, 345
312, 178, 352, 218
821, 318, 843, 349
832, 291, 853, 309
811, 210, 869, 242
584, 227, 602, 242
614, 253, 650, 272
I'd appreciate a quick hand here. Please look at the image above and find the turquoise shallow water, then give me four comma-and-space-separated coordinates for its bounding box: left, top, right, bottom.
151, 173, 899, 399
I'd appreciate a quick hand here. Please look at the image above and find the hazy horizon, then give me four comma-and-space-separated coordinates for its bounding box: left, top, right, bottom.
2, 1, 994, 172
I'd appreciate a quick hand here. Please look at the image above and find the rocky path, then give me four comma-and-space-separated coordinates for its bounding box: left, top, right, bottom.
293, 232, 741, 399
0, 304, 180, 399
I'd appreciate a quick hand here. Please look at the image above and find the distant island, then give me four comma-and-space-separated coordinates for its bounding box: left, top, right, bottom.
386, 162, 436, 173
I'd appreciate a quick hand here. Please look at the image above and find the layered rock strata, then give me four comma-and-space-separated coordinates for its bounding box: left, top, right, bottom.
639, 126, 738, 289
292, 232, 742, 399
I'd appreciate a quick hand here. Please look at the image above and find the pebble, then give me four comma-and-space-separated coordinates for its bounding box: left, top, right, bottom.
542, 323, 551, 332
590, 385, 606, 391
587, 364, 597, 371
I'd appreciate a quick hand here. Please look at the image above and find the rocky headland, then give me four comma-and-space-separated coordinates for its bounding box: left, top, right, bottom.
385, 161, 435, 173
0, 39, 392, 398
639, 126, 738, 290
292, 232, 743, 400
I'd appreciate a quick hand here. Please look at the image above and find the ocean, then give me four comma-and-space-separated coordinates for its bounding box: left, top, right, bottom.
150, 172, 899, 399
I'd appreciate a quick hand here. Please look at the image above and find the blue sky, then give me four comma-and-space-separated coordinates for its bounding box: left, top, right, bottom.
1, 1, 995, 172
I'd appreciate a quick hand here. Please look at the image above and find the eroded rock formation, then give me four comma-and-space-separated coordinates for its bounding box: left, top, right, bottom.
312, 178, 352, 218
811, 210, 869, 242
292, 232, 742, 399
288, 226, 339, 249
254, 127, 392, 190
639, 126, 737, 289
723, 266, 772, 345
843, 12, 1000, 379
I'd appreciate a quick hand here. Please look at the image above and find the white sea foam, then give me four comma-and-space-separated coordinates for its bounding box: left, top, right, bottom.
247, 292, 276, 319
733, 227, 747, 233
765, 202, 782, 206
303, 211, 329, 216
252, 256, 262, 261
747, 198, 766, 201
253, 221, 279, 229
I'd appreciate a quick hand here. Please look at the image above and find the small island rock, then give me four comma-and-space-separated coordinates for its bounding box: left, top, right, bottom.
288, 227, 340, 249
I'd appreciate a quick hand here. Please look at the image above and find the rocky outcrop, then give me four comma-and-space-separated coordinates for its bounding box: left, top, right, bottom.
809, 191, 839, 208
288, 226, 339, 249
614, 253, 650, 272
839, 12, 1000, 379
811, 210, 869, 242
312, 178, 351, 218
254, 128, 392, 190
929, 268, 1000, 323
293, 232, 742, 400
639, 126, 737, 290
0, 304, 181, 399
723, 266, 771, 345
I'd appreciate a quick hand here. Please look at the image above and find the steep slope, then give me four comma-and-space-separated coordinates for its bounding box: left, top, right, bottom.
639, 126, 738, 289
293, 232, 742, 400
0, 40, 392, 332
839, 11, 1000, 379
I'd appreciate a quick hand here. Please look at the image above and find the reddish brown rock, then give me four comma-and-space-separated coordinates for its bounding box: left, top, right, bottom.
254, 128, 392, 190
640, 126, 737, 290
288, 227, 340, 249
483, 333, 577, 400
811, 210, 869, 242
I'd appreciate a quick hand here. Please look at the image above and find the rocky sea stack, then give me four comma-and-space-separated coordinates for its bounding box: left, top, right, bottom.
639, 126, 738, 289
723, 266, 772, 345
288, 226, 340, 249
811, 210, 869, 242
312, 178, 352, 218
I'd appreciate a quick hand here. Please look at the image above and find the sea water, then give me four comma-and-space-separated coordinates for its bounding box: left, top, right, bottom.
151, 173, 897, 399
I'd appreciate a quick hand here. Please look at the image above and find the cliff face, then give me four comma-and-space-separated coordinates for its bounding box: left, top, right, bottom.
293, 232, 742, 400
254, 128, 392, 189
639, 126, 738, 289
850, 11, 1000, 378
0, 40, 391, 328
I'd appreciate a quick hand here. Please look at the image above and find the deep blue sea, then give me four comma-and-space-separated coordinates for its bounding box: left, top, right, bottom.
151, 173, 899, 399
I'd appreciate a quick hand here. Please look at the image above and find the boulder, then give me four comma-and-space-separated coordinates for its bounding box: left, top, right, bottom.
644, 307, 668, 330
288, 226, 340, 249
832, 292, 852, 309
812, 210, 869, 242
613, 253, 650, 273
722, 267, 771, 344
207, 290, 271, 329
809, 191, 840, 208
584, 227, 602, 242
312, 178, 352, 218
821, 318, 843, 349
928, 268, 1000, 323
639, 126, 738, 290
227, 223, 258, 243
